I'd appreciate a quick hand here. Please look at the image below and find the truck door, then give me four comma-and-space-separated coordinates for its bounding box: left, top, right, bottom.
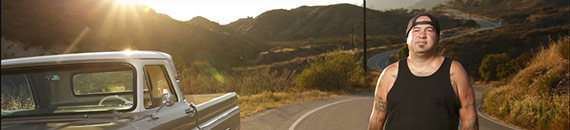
142, 63, 197, 130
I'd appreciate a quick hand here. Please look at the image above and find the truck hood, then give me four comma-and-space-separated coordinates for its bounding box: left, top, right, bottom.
1, 115, 141, 130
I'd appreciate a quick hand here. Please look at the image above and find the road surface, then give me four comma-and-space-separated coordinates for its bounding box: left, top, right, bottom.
367, 10, 501, 70
241, 85, 520, 130
366, 49, 398, 71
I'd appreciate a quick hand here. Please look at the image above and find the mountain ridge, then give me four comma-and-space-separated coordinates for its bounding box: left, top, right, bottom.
224, 4, 412, 42
0, 0, 262, 69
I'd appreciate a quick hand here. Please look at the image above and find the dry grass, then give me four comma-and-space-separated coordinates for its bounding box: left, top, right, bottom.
237, 90, 338, 118
481, 36, 569, 130
176, 54, 379, 118
174, 35, 392, 119
177, 63, 297, 96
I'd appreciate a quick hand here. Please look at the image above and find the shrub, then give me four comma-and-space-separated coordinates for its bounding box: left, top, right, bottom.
295, 49, 365, 91
482, 35, 569, 130
557, 36, 569, 60
496, 52, 534, 80
479, 53, 510, 81
391, 44, 408, 62
456, 19, 479, 28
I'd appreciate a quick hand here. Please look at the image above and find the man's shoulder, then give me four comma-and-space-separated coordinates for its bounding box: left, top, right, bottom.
382, 61, 399, 74
449, 59, 465, 71
447, 58, 469, 77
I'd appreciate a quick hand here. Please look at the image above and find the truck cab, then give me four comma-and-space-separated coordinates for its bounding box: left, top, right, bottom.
1, 51, 240, 130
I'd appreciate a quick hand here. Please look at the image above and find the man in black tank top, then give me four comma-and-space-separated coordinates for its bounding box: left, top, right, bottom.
368, 13, 478, 130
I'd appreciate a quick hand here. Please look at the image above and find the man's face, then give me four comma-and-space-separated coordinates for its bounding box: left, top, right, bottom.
406, 16, 438, 54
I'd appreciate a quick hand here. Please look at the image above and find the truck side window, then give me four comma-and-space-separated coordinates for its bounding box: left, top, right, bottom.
144, 65, 177, 107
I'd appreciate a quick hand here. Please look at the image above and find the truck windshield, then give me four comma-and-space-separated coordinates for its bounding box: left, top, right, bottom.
1, 63, 136, 117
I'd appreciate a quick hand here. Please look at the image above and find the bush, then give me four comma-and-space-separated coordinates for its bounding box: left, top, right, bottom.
496, 52, 534, 80
456, 19, 479, 28
295, 49, 365, 91
479, 53, 510, 81
391, 44, 408, 62
481, 35, 569, 130
558, 37, 569, 60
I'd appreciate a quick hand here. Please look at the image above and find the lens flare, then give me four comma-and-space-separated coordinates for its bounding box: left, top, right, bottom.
209, 68, 225, 83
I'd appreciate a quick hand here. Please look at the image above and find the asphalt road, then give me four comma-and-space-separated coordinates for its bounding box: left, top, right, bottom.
446, 11, 500, 29
366, 49, 399, 70
241, 85, 519, 130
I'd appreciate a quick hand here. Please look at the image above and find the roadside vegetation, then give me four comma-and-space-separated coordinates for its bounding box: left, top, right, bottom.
238, 90, 337, 117
295, 49, 374, 92
174, 49, 380, 118
481, 36, 569, 129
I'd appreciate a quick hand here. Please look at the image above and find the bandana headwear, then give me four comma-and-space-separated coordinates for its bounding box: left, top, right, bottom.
405, 13, 440, 38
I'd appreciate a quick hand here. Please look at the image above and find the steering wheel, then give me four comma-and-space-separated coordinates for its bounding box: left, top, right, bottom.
98, 95, 131, 106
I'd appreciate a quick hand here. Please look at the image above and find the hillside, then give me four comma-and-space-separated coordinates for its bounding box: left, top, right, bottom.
438, 0, 568, 79
185, 16, 226, 32
482, 36, 569, 129
0, 0, 262, 69
224, 4, 470, 42
408, 0, 451, 10
446, 0, 567, 23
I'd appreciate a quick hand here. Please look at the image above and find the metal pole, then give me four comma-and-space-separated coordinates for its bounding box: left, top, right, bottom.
363, 0, 367, 74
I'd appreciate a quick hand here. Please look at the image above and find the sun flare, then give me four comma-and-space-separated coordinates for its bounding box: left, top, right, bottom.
114, 0, 139, 6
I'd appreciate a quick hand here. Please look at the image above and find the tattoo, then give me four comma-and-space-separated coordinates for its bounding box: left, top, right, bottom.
376, 97, 387, 112
465, 116, 478, 130
463, 103, 473, 111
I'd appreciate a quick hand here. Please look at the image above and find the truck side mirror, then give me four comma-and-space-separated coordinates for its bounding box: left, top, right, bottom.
152, 93, 176, 119
162, 93, 176, 106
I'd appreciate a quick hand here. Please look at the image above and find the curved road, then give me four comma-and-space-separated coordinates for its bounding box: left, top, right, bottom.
241, 85, 519, 130
367, 10, 501, 70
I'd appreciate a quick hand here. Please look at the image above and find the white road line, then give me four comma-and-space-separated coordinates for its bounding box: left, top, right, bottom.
288, 97, 369, 130
477, 105, 519, 130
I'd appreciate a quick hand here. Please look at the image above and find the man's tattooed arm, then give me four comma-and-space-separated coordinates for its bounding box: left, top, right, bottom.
369, 95, 388, 130
450, 61, 478, 130
464, 115, 478, 130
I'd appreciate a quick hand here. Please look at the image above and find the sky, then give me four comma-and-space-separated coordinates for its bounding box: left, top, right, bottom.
138, 0, 364, 25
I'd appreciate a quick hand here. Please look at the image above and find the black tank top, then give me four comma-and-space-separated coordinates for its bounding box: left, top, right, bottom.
385, 57, 460, 130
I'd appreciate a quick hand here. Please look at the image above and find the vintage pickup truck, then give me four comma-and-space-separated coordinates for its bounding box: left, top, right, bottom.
1, 51, 240, 130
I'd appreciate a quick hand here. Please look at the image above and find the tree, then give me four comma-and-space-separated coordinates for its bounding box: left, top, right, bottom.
496, 53, 533, 80
479, 53, 510, 81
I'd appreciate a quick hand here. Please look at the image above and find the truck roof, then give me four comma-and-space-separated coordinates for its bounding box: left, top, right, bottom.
1, 51, 172, 68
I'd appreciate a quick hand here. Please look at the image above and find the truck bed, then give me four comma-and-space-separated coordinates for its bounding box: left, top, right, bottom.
185, 93, 230, 105
185, 93, 240, 130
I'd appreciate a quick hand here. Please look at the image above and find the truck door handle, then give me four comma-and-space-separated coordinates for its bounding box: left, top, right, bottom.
185, 107, 195, 116
185, 103, 197, 117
